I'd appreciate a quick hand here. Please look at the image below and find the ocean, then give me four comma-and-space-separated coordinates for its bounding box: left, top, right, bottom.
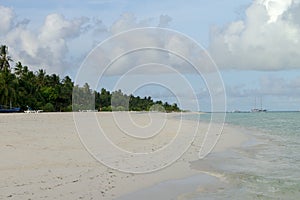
120, 112, 300, 200
190, 112, 300, 199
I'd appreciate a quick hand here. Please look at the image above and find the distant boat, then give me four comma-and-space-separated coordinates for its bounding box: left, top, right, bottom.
251, 97, 267, 112
0, 105, 21, 113
251, 108, 267, 112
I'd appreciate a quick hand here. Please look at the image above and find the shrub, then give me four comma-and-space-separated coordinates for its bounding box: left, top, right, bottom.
43, 103, 55, 112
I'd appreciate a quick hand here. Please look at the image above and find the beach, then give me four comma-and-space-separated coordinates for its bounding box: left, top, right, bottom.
0, 112, 249, 199
2, 0, 300, 199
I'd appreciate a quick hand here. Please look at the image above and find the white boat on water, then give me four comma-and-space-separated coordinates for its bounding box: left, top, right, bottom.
251, 97, 267, 112
251, 108, 267, 112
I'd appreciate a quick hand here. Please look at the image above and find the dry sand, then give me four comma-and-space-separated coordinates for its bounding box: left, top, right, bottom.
0, 112, 248, 199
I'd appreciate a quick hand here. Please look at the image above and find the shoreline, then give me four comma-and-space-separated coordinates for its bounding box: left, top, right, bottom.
0, 112, 250, 199
117, 120, 254, 199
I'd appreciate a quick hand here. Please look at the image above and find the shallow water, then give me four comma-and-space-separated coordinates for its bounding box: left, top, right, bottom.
117, 173, 223, 200
190, 112, 300, 199
120, 112, 300, 199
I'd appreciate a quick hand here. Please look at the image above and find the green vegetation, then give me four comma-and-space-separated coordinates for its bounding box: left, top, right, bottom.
0, 45, 181, 112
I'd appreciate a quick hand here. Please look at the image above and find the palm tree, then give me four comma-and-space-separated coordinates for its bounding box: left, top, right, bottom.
60, 76, 73, 111
0, 45, 12, 71
0, 45, 17, 107
14, 61, 23, 77
36, 69, 46, 88
0, 70, 17, 107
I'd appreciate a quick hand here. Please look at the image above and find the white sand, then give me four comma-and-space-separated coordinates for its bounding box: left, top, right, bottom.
0, 112, 248, 199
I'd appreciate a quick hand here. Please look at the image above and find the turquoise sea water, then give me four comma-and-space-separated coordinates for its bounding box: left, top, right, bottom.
191, 112, 300, 199
119, 112, 300, 200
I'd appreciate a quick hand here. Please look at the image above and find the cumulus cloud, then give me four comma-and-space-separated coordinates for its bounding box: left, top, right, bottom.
1, 6, 181, 76
0, 5, 92, 74
39, 14, 88, 40
209, 0, 300, 70
260, 0, 293, 23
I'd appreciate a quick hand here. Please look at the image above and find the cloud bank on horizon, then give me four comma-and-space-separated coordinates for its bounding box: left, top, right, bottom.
0, 0, 300, 75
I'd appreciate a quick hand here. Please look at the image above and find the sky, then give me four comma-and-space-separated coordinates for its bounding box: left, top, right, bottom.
1, 0, 300, 111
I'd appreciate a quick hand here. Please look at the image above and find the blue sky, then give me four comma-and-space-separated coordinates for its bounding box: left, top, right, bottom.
1, 0, 300, 111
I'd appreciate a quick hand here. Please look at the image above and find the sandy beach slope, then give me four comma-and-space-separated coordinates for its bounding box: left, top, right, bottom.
0, 112, 248, 199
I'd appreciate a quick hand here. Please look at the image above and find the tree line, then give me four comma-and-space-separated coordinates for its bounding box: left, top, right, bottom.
0, 45, 181, 112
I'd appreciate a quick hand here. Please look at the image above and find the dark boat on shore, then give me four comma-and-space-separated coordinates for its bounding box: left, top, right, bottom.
0, 105, 21, 113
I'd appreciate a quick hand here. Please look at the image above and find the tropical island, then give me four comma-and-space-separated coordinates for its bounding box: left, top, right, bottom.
0, 45, 180, 112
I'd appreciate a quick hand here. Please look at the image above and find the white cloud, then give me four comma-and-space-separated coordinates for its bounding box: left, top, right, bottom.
39, 14, 88, 41
110, 13, 148, 35
209, 0, 300, 70
1, 6, 180, 76
110, 13, 172, 34
0, 6, 91, 74
259, 0, 293, 23
80, 13, 214, 77
0, 5, 15, 35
